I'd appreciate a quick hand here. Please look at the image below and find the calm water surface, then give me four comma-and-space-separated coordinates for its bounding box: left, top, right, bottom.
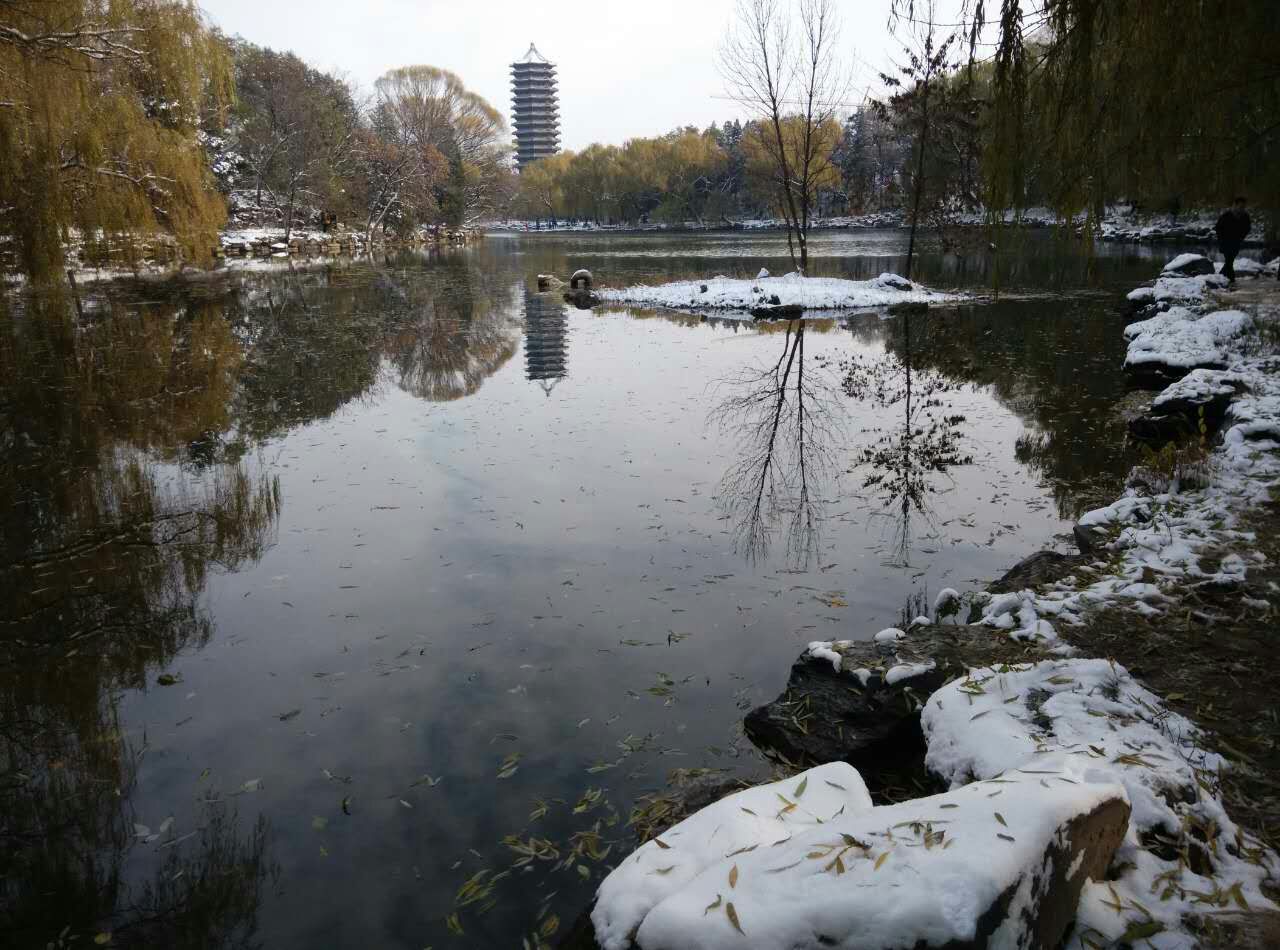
2, 230, 1173, 947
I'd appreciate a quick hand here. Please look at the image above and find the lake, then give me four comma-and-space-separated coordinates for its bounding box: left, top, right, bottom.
1, 229, 1174, 947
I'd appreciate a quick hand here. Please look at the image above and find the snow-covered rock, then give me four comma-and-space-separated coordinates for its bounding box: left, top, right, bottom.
1125, 273, 1228, 307
591, 763, 873, 949
1161, 253, 1215, 277
1123, 308, 1253, 384
923, 660, 1278, 948
593, 759, 1131, 950
597, 273, 961, 313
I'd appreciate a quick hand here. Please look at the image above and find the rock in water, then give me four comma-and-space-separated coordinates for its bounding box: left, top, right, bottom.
743, 630, 1025, 778
570, 268, 593, 290
1128, 367, 1248, 443
591, 762, 1130, 950
988, 549, 1086, 594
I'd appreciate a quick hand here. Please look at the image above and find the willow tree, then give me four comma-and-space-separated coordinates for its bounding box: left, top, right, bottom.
895, 1, 1280, 235
0, 0, 232, 281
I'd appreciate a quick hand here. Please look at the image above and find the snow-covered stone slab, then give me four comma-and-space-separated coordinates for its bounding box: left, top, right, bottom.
591, 762, 873, 949
597, 272, 960, 314
1129, 368, 1249, 441
1123, 308, 1253, 385
593, 759, 1130, 950
923, 660, 1278, 947
1125, 273, 1228, 307
1161, 253, 1215, 277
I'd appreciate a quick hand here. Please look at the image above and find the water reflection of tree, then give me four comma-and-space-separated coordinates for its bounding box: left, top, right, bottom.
883, 301, 1133, 520
0, 293, 279, 949
381, 257, 522, 402
842, 309, 972, 566
711, 320, 843, 568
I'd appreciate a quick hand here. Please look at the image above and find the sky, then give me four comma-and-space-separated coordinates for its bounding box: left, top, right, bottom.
197, 0, 929, 151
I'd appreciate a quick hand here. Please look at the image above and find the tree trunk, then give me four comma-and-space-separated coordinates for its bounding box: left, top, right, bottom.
284, 180, 297, 244
905, 81, 931, 281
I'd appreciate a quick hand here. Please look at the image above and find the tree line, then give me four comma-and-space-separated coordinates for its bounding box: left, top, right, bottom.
0, 0, 514, 283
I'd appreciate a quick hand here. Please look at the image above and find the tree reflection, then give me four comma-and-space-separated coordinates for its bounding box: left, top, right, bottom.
842, 309, 972, 566
382, 258, 522, 401
711, 320, 843, 568
0, 292, 280, 949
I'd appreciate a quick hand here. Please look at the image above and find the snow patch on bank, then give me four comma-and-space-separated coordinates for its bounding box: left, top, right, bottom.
597, 272, 962, 313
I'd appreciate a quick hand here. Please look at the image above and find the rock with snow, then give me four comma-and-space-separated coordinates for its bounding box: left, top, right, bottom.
593, 760, 1131, 950
1161, 252, 1215, 277
1123, 308, 1252, 386
591, 762, 873, 950
873, 627, 906, 643
988, 550, 1087, 596
923, 659, 1278, 948
744, 631, 1025, 775
1129, 368, 1249, 442
596, 273, 960, 314
755, 267, 769, 279
1125, 273, 1228, 309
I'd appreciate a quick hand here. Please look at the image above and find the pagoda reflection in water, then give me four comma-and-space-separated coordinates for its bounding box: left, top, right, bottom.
523, 290, 568, 395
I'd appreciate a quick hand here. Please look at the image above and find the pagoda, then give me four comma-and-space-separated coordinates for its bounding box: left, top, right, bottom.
510, 44, 561, 171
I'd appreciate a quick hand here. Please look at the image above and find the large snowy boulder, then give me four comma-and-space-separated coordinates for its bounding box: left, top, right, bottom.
1125, 272, 1228, 309
1161, 252, 1215, 277
1123, 308, 1252, 386
923, 660, 1278, 946
592, 761, 1130, 950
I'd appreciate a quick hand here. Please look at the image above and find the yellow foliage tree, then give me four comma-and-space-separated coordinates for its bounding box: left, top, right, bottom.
0, 0, 231, 282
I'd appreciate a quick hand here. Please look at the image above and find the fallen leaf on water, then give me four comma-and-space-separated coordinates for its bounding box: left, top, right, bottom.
874, 851, 889, 870
278, 709, 301, 722
728, 864, 738, 888
995, 812, 1007, 827
704, 893, 722, 915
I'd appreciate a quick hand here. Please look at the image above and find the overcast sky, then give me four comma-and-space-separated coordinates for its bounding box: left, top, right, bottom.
198, 0, 930, 151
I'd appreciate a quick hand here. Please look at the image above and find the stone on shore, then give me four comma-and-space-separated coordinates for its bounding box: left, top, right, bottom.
1128, 367, 1249, 442
743, 629, 1031, 775
1122, 307, 1252, 387
591, 761, 1130, 950
1161, 252, 1215, 277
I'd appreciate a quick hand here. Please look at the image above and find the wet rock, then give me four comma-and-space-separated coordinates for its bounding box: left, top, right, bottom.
1131, 368, 1249, 442
563, 289, 600, 309
749, 303, 804, 319
569, 268, 593, 290
537, 273, 564, 290
744, 628, 1033, 783
1072, 523, 1110, 556
988, 549, 1087, 594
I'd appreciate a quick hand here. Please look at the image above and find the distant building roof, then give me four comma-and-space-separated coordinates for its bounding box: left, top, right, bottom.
515, 43, 551, 66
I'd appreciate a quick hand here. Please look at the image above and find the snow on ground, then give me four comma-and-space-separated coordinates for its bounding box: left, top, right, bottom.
978, 263, 1280, 646
593, 757, 1128, 950
597, 272, 961, 313
924, 659, 1277, 949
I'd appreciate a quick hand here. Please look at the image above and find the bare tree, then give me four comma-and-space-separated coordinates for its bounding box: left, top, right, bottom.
720, 0, 846, 274
711, 320, 843, 567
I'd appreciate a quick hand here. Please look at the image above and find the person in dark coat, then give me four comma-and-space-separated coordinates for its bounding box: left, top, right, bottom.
1214, 196, 1251, 281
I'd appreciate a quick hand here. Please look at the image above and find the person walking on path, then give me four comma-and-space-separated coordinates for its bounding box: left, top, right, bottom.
1214, 196, 1252, 282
